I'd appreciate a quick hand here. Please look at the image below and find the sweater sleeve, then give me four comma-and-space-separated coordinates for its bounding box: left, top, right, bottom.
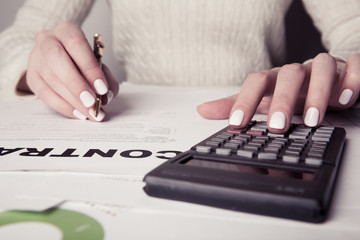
0, 0, 95, 98
302, 0, 360, 59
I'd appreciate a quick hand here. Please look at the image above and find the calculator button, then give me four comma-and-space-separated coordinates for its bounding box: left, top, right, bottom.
244, 145, 259, 151
235, 134, 252, 141
196, 146, 212, 154
312, 141, 328, 147
250, 126, 268, 132
210, 138, 226, 143
307, 151, 324, 158
252, 139, 267, 144
289, 134, 308, 140
273, 138, 289, 143
293, 128, 311, 134
248, 142, 263, 148
267, 143, 284, 149
285, 150, 301, 156
215, 134, 232, 140
310, 146, 326, 152
317, 126, 335, 131
205, 141, 221, 147
227, 128, 243, 134
229, 139, 246, 145
291, 129, 310, 135
290, 143, 306, 148
282, 155, 300, 164
246, 130, 265, 136
316, 129, 334, 134
263, 147, 280, 153
218, 132, 234, 137
288, 146, 303, 152
305, 157, 323, 166
216, 148, 232, 156
268, 133, 285, 138
314, 131, 332, 137
311, 135, 331, 142
257, 152, 277, 160
223, 143, 240, 150
313, 133, 332, 140
255, 136, 270, 141
293, 139, 308, 144
237, 150, 255, 158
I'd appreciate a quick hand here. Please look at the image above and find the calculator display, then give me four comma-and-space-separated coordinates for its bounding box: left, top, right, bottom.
183, 158, 315, 181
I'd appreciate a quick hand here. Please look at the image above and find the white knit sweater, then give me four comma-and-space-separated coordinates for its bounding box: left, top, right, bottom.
1, 0, 360, 96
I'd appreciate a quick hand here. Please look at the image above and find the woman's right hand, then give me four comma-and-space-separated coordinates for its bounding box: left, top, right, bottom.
26, 21, 119, 121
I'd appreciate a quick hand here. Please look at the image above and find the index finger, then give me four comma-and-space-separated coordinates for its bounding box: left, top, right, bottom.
54, 22, 108, 95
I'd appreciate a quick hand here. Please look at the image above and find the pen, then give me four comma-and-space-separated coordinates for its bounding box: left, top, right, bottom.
93, 33, 104, 117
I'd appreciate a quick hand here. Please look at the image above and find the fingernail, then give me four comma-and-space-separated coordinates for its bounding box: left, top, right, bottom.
73, 109, 87, 120
88, 108, 105, 122
339, 89, 353, 105
269, 111, 286, 129
229, 110, 244, 126
106, 90, 114, 104
94, 79, 108, 95
304, 107, 319, 127
80, 91, 95, 108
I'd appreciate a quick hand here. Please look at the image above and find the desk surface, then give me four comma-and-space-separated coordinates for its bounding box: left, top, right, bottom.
0, 83, 359, 240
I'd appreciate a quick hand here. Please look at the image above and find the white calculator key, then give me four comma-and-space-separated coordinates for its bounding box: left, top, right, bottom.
196, 146, 212, 154
216, 148, 232, 156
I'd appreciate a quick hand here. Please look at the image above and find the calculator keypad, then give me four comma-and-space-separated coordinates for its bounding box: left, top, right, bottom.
194, 121, 336, 167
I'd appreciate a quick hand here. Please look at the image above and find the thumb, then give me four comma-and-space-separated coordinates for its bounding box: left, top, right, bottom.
197, 94, 237, 119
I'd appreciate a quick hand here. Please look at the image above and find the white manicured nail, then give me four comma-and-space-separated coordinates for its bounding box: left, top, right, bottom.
88, 108, 105, 122
72, 109, 87, 120
106, 90, 114, 104
94, 79, 108, 95
229, 110, 245, 126
339, 89, 353, 105
80, 91, 95, 108
269, 112, 286, 129
304, 107, 319, 127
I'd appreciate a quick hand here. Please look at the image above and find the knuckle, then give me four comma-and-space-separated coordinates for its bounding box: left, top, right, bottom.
345, 71, 359, 81
35, 30, 50, 43
246, 71, 270, 84
275, 95, 292, 105
281, 63, 306, 74
82, 63, 102, 79
313, 53, 336, 65
65, 33, 87, 49
348, 53, 360, 62
42, 43, 63, 58
233, 98, 252, 110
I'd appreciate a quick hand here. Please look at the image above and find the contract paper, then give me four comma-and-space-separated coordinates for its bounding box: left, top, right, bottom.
0, 83, 233, 175
0, 83, 360, 239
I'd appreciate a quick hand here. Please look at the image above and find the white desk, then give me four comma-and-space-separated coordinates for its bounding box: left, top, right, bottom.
0, 83, 359, 240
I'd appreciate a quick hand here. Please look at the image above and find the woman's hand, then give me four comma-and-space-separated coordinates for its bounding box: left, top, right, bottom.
197, 53, 360, 133
26, 22, 119, 121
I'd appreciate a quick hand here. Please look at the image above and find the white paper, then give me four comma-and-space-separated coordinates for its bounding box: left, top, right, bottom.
1, 171, 359, 240
0, 83, 233, 175
1, 83, 360, 239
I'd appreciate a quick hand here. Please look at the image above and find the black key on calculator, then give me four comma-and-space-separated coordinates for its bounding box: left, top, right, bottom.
143, 121, 346, 223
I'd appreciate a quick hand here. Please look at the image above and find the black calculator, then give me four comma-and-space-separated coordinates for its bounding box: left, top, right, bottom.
143, 121, 346, 223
